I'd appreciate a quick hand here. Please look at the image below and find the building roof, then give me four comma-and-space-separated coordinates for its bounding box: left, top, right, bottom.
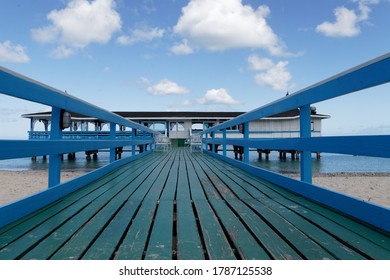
22, 109, 330, 121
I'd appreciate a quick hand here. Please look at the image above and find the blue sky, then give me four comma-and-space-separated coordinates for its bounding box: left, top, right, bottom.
0, 0, 390, 138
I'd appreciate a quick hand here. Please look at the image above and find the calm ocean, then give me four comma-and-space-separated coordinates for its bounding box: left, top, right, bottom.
1, 151, 390, 173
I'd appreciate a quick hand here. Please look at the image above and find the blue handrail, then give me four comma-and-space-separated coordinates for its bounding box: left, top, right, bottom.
0, 66, 158, 227
201, 52, 390, 232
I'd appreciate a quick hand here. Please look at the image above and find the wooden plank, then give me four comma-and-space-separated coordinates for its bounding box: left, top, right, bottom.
144, 200, 173, 260
190, 154, 269, 259
22, 154, 167, 260
207, 198, 271, 260
198, 154, 335, 260
159, 150, 179, 201
0, 153, 157, 245
115, 152, 176, 259
176, 199, 204, 260
191, 200, 236, 260
212, 158, 390, 259
115, 199, 157, 260
225, 197, 302, 260
176, 151, 191, 201
81, 199, 142, 260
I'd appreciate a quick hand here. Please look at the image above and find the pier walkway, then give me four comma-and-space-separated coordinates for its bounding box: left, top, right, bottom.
1, 148, 389, 260
1, 53, 390, 260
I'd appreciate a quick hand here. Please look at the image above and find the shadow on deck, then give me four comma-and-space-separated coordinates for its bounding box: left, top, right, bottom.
0, 148, 389, 260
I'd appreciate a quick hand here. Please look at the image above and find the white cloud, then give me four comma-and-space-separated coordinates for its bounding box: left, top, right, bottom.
50, 45, 76, 59
170, 39, 194, 55
316, 0, 380, 37
248, 55, 292, 92
173, 0, 285, 55
247, 55, 274, 71
0, 40, 30, 63
198, 88, 240, 105
117, 26, 165, 45
147, 79, 189, 96
316, 6, 360, 37
31, 0, 121, 58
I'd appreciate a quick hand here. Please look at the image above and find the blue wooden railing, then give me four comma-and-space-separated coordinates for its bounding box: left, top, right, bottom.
0, 66, 157, 227
201, 52, 390, 232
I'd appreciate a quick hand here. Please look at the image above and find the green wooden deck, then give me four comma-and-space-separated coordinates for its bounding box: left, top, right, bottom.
0, 148, 389, 260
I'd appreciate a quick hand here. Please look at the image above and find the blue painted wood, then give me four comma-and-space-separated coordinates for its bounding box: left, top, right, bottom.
243, 122, 250, 163
222, 129, 227, 156
300, 105, 312, 184
0, 150, 153, 228
0, 139, 153, 160
49, 107, 62, 188
202, 135, 390, 158
110, 122, 116, 163
204, 150, 390, 233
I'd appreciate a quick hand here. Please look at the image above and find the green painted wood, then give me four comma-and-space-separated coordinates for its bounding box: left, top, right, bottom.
191, 200, 236, 260
211, 158, 390, 259
115, 199, 157, 260
176, 153, 191, 201
81, 199, 142, 260
159, 150, 179, 201
227, 198, 302, 260
115, 153, 176, 260
144, 200, 173, 260
242, 175, 390, 256
198, 154, 335, 260
176, 199, 204, 260
0, 153, 158, 247
207, 198, 271, 260
200, 154, 390, 259
1, 148, 389, 260
20, 154, 165, 260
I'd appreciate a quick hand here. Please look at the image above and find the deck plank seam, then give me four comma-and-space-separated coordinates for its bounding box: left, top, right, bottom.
199, 154, 390, 259
196, 153, 344, 259
207, 156, 390, 258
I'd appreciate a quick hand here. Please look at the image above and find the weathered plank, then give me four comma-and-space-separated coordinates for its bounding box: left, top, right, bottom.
144, 200, 174, 260
176, 199, 204, 260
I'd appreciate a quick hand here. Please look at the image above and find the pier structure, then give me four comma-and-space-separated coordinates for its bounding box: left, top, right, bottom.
1, 53, 390, 259
22, 108, 329, 160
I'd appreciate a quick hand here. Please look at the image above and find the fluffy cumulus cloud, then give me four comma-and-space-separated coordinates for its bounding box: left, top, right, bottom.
147, 79, 190, 96
170, 39, 194, 55
173, 0, 284, 55
31, 0, 121, 58
117, 26, 165, 45
0, 40, 30, 63
316, 0, 380, 37
198, 88, 240, 105
248, 55, 292, 92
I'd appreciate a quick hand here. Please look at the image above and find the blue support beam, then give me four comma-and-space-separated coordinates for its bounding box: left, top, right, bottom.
48, 107, 62, 188
243, 122, 250, 163
222, 129, 227, 156
299, 105, 312, 184
110, 122, 116, 163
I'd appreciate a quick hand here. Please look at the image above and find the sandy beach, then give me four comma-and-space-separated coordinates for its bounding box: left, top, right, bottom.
0, 170, 389, 208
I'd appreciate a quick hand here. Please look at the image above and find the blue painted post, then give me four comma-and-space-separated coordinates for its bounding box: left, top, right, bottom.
132, 128, 136, 156
300, 105, 312, 183
223, 129, 227, 156
244, 122, 249, 163
204, 132, 208, 152
48, 107, 62, 188
110, 122, 116, 163
211, 132, 216, 153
